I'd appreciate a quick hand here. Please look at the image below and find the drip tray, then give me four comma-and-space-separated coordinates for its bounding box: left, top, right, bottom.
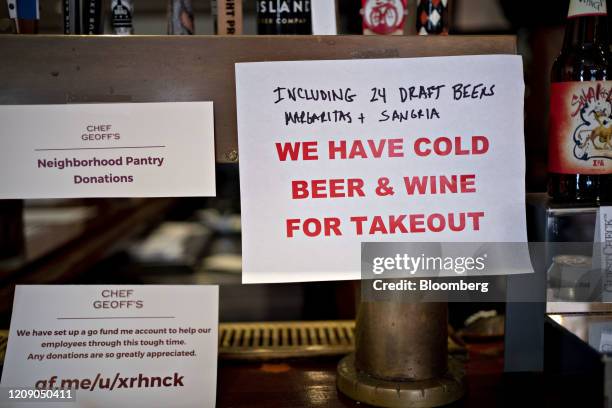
219, 320, 356, 360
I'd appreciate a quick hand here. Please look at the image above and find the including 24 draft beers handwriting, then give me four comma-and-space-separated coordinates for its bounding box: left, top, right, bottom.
275, 83, 496, 125
37, 123, 164, 185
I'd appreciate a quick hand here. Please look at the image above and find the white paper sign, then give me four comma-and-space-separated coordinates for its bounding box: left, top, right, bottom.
236, 55, 527, 283
1, 285, 218, 408
597, 207, 612, 301
0, 102, 216, 198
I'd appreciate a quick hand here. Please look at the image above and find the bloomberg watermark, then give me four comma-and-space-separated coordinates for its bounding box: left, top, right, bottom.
362, 242, 612, 303
361, 242, 536, 303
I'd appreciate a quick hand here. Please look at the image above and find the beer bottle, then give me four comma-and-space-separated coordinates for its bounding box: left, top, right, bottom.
167, 0, 195, 35
256, 0, 312, 34
361, 0, 408, 35
416, 0, 450, 35
111, 0, 134, 35
548, 0, 612, 204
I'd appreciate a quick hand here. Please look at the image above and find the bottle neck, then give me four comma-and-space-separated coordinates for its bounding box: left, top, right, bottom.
563, 0, 609, 50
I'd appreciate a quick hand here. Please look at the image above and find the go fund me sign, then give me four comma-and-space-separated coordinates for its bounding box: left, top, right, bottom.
236, 55, 527, 283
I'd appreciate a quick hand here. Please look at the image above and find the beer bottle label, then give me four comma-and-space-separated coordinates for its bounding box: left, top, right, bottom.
549, 81, 612, 174
362, 0, 407, 35
416, 0, 448, 35
568, 0, 607, 18
257, 0, 312, 34
111, 0, 133, 35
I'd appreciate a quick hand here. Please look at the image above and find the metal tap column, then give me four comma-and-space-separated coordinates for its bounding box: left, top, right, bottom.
337, 299, 464, 407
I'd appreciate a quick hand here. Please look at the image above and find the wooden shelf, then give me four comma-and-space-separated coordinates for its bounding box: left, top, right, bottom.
0, 35, 516, 163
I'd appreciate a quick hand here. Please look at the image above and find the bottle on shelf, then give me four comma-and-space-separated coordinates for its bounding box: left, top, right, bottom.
111, 0, 133, 35
548, 0, 612, 204
9, 0, 39, 34
83, 0, 103, 34
256, 0, 312, 34
62, 0, 77, 34
416, 0, 450, 35
64, 0, 102, 34
212, 0, 242, 35
167, 0, 195, 35
361, 0, 407, 35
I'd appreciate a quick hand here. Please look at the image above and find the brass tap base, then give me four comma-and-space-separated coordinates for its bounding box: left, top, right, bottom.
337, 354, 464, 408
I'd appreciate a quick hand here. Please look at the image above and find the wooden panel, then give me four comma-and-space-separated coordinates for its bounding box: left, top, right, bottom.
0, 35, 516, 162
0, 198, 175, 317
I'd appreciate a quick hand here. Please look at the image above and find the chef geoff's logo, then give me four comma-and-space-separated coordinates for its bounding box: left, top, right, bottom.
570, 84, 612, 162
362, 0, 405, 35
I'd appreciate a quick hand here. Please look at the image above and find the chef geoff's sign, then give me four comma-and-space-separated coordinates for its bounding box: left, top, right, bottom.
1, 285, 218, 408
0, 102, 215, 198
236, 55, 527, 283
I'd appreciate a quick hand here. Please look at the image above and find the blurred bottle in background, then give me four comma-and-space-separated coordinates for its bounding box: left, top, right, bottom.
167, 0, 194, 34
10, 0, 39, 33
416, 0, 450, 35
212, 0, 242, 35
111, 0, 133, 35
361, 0, 407, 35
256, 0, 312, 34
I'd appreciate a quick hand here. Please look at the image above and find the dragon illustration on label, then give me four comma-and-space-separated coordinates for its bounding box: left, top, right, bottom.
549, 81, 612, 174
